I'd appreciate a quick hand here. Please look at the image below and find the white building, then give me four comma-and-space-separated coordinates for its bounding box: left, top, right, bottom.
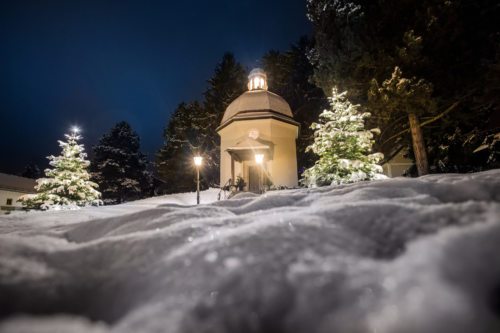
382, 148, 414, 177
217, 68, 299, 192
0, 173, 36, 214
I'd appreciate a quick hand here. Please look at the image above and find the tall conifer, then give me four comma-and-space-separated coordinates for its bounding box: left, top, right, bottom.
91, 122, 152, 204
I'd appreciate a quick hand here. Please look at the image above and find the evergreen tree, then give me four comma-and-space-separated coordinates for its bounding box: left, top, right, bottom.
20, 131, 101, 210
302, 88, 384, 186
369, 67, 436, 175
307, 0, 499, 173
91, 122, 152, 204
156, 102, 205, 193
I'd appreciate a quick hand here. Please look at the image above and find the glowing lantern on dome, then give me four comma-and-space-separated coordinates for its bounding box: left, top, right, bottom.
247, 68, 268, 91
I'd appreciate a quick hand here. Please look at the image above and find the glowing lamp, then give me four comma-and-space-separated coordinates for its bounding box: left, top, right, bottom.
194, 156, 203, 167
255, 154, 264, 165
247, 68, 268, 91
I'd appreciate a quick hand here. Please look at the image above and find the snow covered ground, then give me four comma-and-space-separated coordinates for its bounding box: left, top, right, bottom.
0, 171, 499, 333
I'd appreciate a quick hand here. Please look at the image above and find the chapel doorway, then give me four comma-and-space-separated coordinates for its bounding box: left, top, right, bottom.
248, 166, 260, 193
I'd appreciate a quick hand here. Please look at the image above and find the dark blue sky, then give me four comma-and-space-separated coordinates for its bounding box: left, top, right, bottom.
0, 0, 310, 174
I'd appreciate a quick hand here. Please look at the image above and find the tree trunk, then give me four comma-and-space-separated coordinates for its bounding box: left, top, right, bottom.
408, 112, 429, 176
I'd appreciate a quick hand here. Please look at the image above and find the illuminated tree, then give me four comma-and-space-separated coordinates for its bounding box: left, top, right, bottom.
302, 88, 384, 186
20, 130, 101, 210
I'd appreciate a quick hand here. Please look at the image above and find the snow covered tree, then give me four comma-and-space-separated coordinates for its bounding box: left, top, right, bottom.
369, 67, 435, 176
156, 102, 206, 193
307, 0, 499, 174
20, 131, 101, 210
302, 88, 384, 186
91, 122, 152, 204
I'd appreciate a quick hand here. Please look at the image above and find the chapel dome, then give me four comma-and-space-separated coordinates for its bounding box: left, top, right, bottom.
221, 90, 293, 124
219, 68, 294, 126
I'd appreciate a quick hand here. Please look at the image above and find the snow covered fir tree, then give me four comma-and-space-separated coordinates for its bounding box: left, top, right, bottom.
20, 129, 102, 210
91, 121, 152, 204
302, 88, 384, 186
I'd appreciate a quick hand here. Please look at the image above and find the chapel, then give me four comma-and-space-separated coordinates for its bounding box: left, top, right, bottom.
217, 68, 299, 192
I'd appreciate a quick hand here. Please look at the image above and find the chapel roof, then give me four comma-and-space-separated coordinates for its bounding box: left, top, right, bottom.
218, 68, 296, 130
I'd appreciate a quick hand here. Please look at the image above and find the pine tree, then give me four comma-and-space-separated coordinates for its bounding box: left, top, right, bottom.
369, 67, 435, 175
91, 121, 152, 204
20, 131, 101, 210
156, 102, 205, 193
307, 0, 500, 173
302, 88, 384, 186
202, 53, 247, 186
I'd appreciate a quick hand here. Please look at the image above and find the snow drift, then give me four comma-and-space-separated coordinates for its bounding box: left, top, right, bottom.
0, 171, 499, 333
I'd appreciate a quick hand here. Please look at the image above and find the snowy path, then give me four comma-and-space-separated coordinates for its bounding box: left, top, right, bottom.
0, 172, 499, 333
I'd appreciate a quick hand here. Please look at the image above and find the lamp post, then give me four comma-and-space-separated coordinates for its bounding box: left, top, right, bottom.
255, 154, 264, 194
194, 156, 203, 204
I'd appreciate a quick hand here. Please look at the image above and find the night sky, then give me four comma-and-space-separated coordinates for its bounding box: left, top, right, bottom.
0, 0, 310, 174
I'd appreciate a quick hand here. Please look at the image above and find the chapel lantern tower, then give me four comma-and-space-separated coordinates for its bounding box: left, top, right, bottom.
247, 68, 268, 91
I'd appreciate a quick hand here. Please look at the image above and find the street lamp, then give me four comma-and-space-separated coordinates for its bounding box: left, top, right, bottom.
71, 126, 80, 134
194, 156, 203, 204
255, 154, 264, 194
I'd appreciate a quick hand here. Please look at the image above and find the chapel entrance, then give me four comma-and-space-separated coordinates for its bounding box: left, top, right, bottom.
248, 166, 260, 193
